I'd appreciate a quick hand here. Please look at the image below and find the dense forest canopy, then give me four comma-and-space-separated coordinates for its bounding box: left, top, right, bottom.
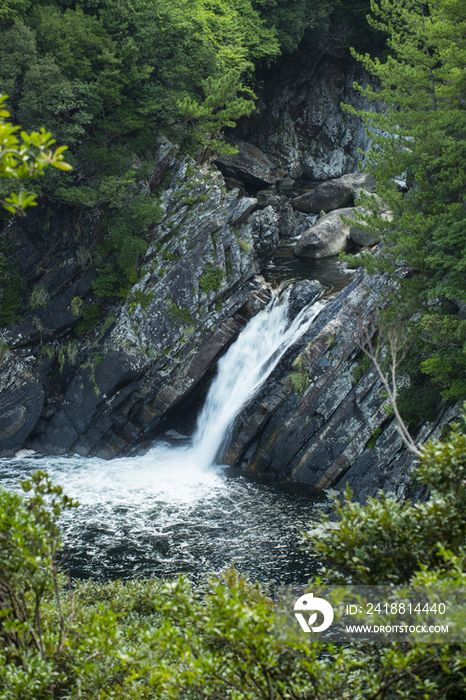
0, 0, 343, 209
0, 0, 356, 315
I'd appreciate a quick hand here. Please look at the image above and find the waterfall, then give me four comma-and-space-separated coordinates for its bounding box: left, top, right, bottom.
0, 290, 326, 582
189, 291, 324, 470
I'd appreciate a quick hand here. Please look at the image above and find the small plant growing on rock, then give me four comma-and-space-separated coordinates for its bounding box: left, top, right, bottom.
238, 238, 252, 252
367, 426, 382, 449
289, 356, 309, 396
29, 284, 50, 310
75, 304, 101, 336
167, 299, 192, 325
0, 337, 10, 362
128, 290, 154, 315
351, 352, 372, 385
71, 296, 83, 316
200, 263, 224, 294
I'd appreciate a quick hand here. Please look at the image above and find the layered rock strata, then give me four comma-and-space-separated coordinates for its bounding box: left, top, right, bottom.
223, 272, 458, 500
0, 143, 278, 458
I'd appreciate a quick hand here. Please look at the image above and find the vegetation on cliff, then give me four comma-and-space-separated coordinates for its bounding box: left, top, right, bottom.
345, 0, 466, 417
0, 0, 354, 326
0, 0, 338, 213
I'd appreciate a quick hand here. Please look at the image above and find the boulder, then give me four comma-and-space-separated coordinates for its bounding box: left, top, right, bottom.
291, 179, 353, 214
214, 141, 283, 187
278, 177, 296, 191
339, 172, 376, 193
288, 280, 323, 318
349, 226, 382, 247
240, 206, 280, 268
294, 208, 355, 259
348, 204, 392, 247
0, 371, 45, 457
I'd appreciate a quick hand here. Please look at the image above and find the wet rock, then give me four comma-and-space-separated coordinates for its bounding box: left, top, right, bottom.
294, 207, 355, 259
223, 272, 458, 500
276, 203, 309, 239
240, 206, 280, 268
291, 179, 353, 214
0, 358, 44, 456
288, 280, 323, 318
214, 141, 283, 187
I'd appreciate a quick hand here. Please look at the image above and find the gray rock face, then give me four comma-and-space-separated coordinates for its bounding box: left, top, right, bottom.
223, 272, 458, 501
277, 203, 309, 239
288, 280, 323, 319
232, 56, 378, 181
214, 141, 283, 187
255, 190, 287, 209
291, 179, 353, 214
294, 208, 355, 259
0, 354, 45, 457
242, 206, 280, 268
0, 143, 278, 459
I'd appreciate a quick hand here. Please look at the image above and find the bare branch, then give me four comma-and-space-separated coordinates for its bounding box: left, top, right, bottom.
358, 316, 422, 457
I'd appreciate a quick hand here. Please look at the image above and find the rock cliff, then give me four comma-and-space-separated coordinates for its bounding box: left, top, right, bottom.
0, 52, 454, 501
223, 272, 458, 500
0, 140, 277, 458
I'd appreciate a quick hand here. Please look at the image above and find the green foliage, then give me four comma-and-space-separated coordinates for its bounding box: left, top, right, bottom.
70, 295, 82, 316
166, 299, 192, 325
128, 289, 153, 315
0, 471, 78, 699
289, 355, 309, 396
132, 289, 153, 309
0, 94, 72, 215
253, 0, 334, 54
0, 0, 281, 177
345, 0, 466, 404
74, 303, 100, 336
178, 69, 257, 154
307, 424, 466, 585
366, 425, 381, 448
199, 262, 224, 294
93, 195, 161, 300
351, 350, 371, 385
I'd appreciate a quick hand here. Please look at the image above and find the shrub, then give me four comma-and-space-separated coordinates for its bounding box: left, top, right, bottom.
199, 262, 224, 294
74, 303, 100, 336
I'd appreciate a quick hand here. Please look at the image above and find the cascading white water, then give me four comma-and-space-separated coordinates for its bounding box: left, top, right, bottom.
189, 291, 324, 469
0, 290, 326, 582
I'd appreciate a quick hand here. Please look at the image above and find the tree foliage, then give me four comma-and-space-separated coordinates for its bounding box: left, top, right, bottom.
3, 418, 466, 698
344, 0, 466, 405
0, 94, 71, 214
